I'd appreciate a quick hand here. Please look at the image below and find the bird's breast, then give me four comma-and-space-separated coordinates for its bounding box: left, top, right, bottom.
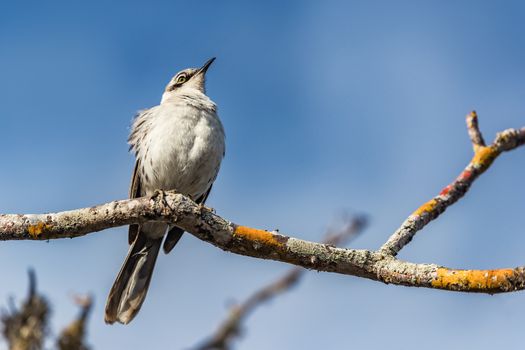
136, 104, 225, 199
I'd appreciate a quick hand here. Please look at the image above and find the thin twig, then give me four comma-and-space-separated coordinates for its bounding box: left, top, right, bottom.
379, 115, 524, 256
466, 110, 486, 150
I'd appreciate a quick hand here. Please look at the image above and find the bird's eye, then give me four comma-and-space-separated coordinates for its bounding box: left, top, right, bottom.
176, 75, 187, 84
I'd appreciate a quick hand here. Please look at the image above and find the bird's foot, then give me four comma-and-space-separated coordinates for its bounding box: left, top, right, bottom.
151, 190, 172, 213
150, 189, 164, 201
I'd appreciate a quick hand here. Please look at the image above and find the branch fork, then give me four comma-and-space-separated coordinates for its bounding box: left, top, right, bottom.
0, 111, 524, 295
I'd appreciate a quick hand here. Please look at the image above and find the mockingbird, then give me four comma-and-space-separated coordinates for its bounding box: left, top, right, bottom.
105, 58, 225, 324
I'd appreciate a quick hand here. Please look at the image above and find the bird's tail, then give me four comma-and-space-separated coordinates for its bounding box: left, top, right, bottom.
105, 233, 162, 324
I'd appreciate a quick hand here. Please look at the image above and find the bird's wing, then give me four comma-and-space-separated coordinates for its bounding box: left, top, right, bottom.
197, 184, 213, 205
162, 185, 213, 254
128, 160, 142, 245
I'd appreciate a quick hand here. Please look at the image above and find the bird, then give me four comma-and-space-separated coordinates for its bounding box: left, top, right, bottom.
105, 57, 225, 324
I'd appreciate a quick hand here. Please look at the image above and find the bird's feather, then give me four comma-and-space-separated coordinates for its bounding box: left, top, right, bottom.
128, 160, 142, 245
105, 233, 162, 324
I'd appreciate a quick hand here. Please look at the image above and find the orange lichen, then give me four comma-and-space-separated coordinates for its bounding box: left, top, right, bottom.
472, 144, 484, 153
233, 226, 284, 248
432, 268, 515, 291
411, 199, 438, 217
458, 169, 472, 181
472, 146, 498, 168
27, 222, 52, 238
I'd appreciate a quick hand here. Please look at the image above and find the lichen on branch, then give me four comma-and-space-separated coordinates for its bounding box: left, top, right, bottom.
0, 113, 524, 296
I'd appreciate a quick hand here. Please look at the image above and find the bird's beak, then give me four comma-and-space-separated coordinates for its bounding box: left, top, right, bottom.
197, 57, 216, 75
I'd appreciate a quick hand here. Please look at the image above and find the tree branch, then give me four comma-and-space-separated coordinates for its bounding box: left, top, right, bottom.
1, 114, 524, 295
57, 294, 93, 350
379, 113, 525, 256
195, 216, 367, 350
2, 272, 93, 350
1, 270, 49, 350
466, 110, 486, 150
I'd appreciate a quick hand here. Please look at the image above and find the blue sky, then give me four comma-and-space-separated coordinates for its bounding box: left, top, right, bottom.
1, 1, 524, 349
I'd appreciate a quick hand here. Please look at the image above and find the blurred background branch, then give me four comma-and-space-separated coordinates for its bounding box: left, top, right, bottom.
196, 215, 367, 350
2, 270, 48, 350
57, 294, 93, 350
1, 270, 92, 350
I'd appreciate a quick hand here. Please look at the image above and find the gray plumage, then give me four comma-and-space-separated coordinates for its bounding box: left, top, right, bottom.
105, 58, 225, 325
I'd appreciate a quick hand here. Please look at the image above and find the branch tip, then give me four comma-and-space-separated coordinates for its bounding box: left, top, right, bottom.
466, 110, 486, 151
380, 113, 523, 256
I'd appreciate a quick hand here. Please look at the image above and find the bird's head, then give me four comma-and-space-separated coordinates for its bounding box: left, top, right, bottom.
162, 57, 215, 102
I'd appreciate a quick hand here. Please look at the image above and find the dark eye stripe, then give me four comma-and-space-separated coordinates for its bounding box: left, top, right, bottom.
167, 71, 193, 91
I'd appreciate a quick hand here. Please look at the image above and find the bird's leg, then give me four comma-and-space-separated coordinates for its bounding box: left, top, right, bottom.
150, 189, 167, 201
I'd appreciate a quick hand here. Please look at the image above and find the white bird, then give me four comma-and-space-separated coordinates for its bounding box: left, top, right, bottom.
105, 58, 225, 324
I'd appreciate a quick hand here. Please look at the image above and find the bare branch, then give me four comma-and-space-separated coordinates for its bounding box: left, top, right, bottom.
196, 216, 367, 350
1, 270, 49, 350
2, 273, 93, 350
0, 119, 524, 295
466, 110, 486, 150
379, 116, 525, 256
57, 295, 93, 350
